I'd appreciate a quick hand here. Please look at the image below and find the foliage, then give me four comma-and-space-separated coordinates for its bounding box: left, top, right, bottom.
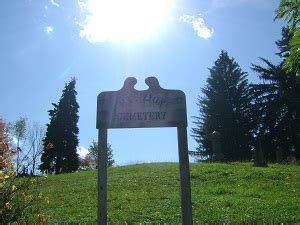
251, 27, 300, 160
88, 140, 114, 167
34, 162, 300, 223
0, 117, 47, 224
191, 50, 253, 161
8, 118, 45, 176
27, 121, 45, 175
8, 117, 27, 175
79, 154, 93, 168
39, 78, 80, 174
275, 0, 300, 75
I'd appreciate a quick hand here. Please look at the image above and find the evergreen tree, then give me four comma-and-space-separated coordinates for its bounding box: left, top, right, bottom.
88, 140, 114, 167
251, 27, 300, 160
39, 105, 58, 174
191, 51, 253, 161
39, 78, 80, 174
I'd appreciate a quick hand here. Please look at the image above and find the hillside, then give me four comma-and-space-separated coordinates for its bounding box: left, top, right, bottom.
37, 163, 300, 223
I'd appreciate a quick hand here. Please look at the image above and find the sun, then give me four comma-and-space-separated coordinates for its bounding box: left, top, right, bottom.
79, 0, 173, 43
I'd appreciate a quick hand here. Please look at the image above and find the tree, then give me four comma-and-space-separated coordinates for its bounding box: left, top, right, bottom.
8, 117, 27, 175
39, 105, 58, 174
0, 116, 11, 171
88, 140, 114, 167
251, 27, 300, 160
1, 116, 47, 224
191, 51, 253, 161
8, 118, 45, 176
27, 121, 45, 175
39, 78, 80, 174
79, 154, 93, 168
275, 0, 300, 76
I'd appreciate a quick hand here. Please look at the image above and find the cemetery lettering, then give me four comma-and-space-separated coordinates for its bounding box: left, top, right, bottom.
116, 111, 166, 121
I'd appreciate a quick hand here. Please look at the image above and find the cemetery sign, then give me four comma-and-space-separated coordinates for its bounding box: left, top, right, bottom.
97, 77, 187, 128
96, 77, 192, 225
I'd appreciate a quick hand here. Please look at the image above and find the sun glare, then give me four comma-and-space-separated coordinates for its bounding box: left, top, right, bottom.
79, 0, 173, 43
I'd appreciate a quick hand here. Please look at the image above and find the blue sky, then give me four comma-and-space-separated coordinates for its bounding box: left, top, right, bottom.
0, 0, 284, 165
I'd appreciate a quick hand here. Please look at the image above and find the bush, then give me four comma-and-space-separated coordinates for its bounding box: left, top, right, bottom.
0, 121, 47, 224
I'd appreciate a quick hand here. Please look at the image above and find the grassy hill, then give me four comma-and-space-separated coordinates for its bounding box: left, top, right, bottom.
37, 162, 300, 223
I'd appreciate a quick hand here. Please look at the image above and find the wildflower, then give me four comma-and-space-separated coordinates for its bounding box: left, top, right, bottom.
45, 197, 50, 204
8, 171, 15, 177
11, 185, 17, 191
5, 202, 12, 209
24, 194, 33, 202
37, 214, 47, 225
38, 193, 43, 199
0, 172, 9, 180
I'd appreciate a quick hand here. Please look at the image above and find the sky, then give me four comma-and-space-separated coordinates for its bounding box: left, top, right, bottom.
0, 0, 285, 165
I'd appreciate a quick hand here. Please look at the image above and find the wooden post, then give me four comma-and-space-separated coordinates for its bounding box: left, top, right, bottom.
177, 127, 193, 225
98, 128, 108, 225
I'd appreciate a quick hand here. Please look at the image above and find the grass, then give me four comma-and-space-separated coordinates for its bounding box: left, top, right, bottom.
36, 162, 300, 223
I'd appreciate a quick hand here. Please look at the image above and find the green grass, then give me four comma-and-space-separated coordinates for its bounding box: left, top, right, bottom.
37, 162, 300, 223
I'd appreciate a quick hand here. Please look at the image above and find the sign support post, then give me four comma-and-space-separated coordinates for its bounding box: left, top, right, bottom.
98, 128, 108, 225
177, 127, 193, 224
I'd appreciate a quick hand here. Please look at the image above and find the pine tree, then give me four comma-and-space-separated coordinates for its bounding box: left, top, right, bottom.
39, 78, 80, 174
88, 141, 114, 167
39, 105, 58, 174
251, 27, 300, 160
191, 51, 253, 161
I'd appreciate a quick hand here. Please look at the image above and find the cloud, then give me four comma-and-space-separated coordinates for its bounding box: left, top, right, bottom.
45, 26, 54, 34
50, 0, 60, 7
180, 15, 214, 39
77, 146, 89, 158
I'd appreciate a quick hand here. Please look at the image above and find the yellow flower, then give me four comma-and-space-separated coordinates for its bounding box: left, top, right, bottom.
0, 172, 9, 180
24, 194, 33, 202
38, 193, 44, 199
8, 171, 15, 177
37, 214, 47, 225
45, 197, 50, 204
11, 185, 17, 191
5, 202, 12, 209
31, 178, 37, 184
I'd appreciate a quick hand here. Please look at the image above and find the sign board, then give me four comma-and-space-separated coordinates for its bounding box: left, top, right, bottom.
97, 77, 187, 128
96, 77, 192, 225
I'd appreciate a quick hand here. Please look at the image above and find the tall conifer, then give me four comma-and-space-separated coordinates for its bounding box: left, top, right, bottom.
39, 78, 79, 174
251, 28, 300, 160
191, 51, 253, 161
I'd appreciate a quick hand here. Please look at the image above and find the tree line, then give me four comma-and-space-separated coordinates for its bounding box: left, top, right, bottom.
191, 26, 299, 162
1, 78, 114, 177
